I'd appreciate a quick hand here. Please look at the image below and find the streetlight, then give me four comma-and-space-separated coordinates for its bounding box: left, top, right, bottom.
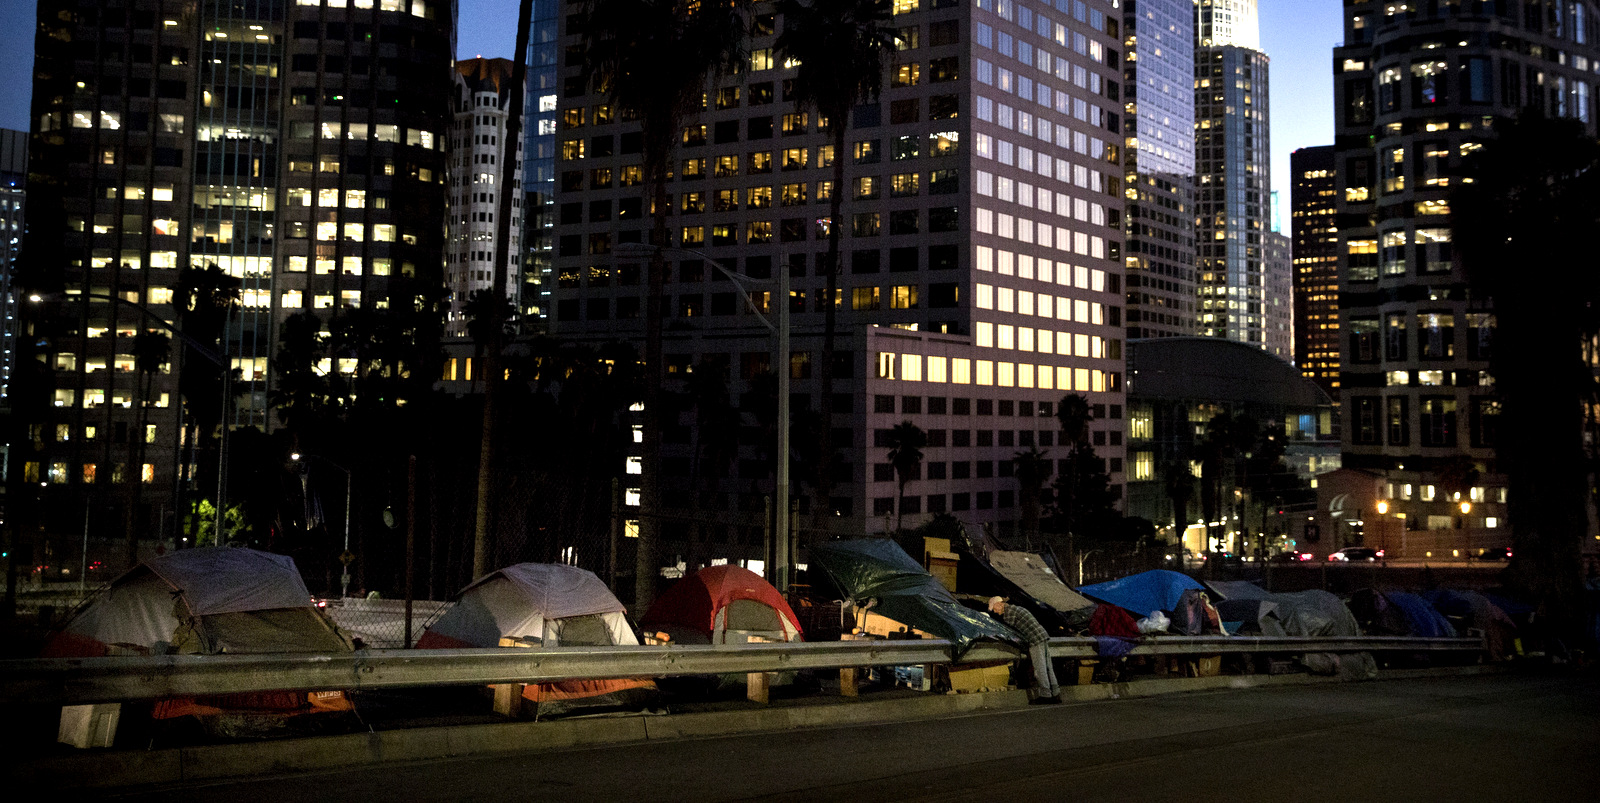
29, 291, 231, 542
293, 452, 352, 598
1375, 500, 1389, 562
614, 242, 792, 593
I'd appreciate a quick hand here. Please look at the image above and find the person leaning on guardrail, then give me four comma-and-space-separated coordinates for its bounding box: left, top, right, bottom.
988, 597, 1060, 704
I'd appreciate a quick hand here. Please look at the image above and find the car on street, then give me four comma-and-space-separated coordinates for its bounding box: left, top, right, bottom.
1271, 551, 1316, 563
1327, 547, 1383, 562
1475, 546, 1512, 561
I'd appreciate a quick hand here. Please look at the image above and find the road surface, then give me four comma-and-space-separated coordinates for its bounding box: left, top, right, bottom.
109, 672, 1597, 802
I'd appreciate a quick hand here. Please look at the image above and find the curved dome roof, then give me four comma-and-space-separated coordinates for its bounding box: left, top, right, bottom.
1129, 337, 1333, 408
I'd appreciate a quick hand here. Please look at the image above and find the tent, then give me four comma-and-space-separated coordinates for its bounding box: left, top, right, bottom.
808, 539, 1021, 658
417, 563, 656, 716
1349, 589, 1456, 638
640, 565, 802, 645
43, 547, 355, 728
1078, 570, 1206, 619
1424, 589, 1517, 659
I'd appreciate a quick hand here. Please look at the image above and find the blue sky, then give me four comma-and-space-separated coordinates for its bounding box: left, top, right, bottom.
1, 0, 1341, 219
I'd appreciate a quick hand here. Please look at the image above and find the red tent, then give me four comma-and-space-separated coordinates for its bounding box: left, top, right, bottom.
641, 565, 804, 644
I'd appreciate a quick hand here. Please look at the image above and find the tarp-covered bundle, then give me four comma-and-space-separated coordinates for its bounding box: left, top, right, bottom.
809, 539, 1021, 658
641, 565, 803, 645
1206, 581, 1373, 678
1169, 588, 1225, 636
418, 563, 655, 715
43, 547, 355, 725
1078, 570, 1206, 619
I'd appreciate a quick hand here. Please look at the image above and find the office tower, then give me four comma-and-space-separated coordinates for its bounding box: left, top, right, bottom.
1, 129, 24, 401
1263, 229, 1291, 359
1121, 0, 1197, 340
1290, 145, 1338, 399
20, 0, 453, 545
550, 0, 1129, 543
1332, 1, 1600, 541
446, 57, 525, 336
521, 0, 560, 325
1193, 0, 1273, 350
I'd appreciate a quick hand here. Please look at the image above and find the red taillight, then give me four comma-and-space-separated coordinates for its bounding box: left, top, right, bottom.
1506, 549, 1513, 558
1377, 549, 1385, 557
1299, 552, 1313, 561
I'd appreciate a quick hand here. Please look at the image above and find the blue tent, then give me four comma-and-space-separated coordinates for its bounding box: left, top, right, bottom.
1386, 591, 1457, 638
1078, 570, 1206, 618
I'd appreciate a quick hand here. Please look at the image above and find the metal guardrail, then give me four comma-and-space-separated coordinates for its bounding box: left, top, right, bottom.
0, 635, 1484, 708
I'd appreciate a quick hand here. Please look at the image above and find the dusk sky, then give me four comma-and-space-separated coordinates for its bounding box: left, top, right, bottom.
0, 0, 1342, 222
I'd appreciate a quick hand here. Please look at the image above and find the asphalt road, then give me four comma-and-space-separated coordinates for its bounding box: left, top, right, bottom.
110, 672, 1598, 803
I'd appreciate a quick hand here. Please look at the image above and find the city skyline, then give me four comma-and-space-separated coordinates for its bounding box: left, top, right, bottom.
0, 0, 1342, 221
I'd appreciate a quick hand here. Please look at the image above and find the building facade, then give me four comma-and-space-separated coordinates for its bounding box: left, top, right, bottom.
446, 57, 525, 335
1263, 228, 1291, 359
19, 0, 454, 549
1290, 144, 1338, 400
1331, 0, 1600, 547
522, 0, 560, 325
1, 129, 25, 402
549, 0, 1130, 547
1192, 0, 1274, 351
1120, 0, 1196, 341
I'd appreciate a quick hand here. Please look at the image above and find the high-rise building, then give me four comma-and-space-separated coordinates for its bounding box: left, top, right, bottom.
1192, 0, 1273, 351
522, 0, 560, 325
1, 129, 25, 401
1331, 0, 1600, 546
1290, 145, 1338, 399
1263, 229, 1292, 359
446, 57, 525, 336
549, 0, 1129, 543
1121, 0, 1196, 341
19, 0, 454, 544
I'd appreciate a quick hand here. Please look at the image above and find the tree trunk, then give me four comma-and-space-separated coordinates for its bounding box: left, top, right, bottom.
472, 0, 535, 580
813, 121, 847, 532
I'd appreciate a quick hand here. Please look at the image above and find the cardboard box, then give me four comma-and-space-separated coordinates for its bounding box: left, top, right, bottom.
1193, 655, 1221, 677
948, 661, 1013, 693
1075, 659, 1097, 686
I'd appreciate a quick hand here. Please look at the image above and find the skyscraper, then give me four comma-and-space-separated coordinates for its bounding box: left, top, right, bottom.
1192, 0, 1273, 351
446, 57, 525, 336
19, 0, 454, 549
550, 0, 1129, 543
1121, 0, 1197, 341
1331, 0, 1600, 545
1290, 144, 1338, 400
1, 129, 24, 401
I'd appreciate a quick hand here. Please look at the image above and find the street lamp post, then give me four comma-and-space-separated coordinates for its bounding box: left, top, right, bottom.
293, 452, 352, 598
29, 292, 230, 543
615, 243, 791, 593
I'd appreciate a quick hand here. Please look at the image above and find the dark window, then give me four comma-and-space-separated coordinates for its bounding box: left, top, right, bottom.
875, 394, 896, 413
929, 57, 959, 82
874, 463, 896, 482
890, 98, 920, 124
928, 283, 958, 308
851, 250, 880, 274
890, 210, 919, 235
748, 117, 774, 139
929, 207, 958, 232
1420, 397, 1457, 447
952, 492, 970, 511
1470, 398, 1500, 447
1352, 396, 1380, 445
1387, 396, 1409, 446
952, 397, 970, 415
890, 247, 918, 272
929, 94, 959, 120
977, 491, 993, 510
930, 20, 960, 45
714, 120, 740, 143
952, 461, 970, 479
952, 429, 970, 447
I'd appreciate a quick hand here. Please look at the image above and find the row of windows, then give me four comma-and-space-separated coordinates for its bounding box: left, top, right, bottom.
875, 352, 1120, 392
1348, 395, 1499, 449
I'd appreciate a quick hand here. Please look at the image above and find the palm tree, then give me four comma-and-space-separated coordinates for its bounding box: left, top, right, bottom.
123, 331, 170, 564
583, 0, 749, 607
1012, 447, 1051, 550
1162, 459, 1194, 537
1055, 393, 1093, 540
1453, 111, 1600, 630
775, 0, 898, 529
885, 420, 926, 532
175, 264, 241, 547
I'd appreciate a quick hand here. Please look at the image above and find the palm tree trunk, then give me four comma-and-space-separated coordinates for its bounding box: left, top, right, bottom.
472, 0, 534, 579
813, 122, 847, 531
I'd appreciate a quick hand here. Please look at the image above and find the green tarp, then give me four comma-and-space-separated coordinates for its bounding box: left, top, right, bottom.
809, 538, 1021, 658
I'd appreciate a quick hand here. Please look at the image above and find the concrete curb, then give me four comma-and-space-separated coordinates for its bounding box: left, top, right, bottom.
12, 663, 1509, 791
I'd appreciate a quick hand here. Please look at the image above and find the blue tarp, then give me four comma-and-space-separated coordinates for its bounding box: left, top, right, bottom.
1386, 591, 1457, 638
1078, 570, 1206, 618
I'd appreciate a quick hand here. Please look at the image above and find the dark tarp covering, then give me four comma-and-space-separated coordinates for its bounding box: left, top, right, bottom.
1206, 581, 1373, 677
1078, 570, 1206, 618
809, 539, 1021, 658
1214, 598, 1287, 637
1424, 589, 1516, 659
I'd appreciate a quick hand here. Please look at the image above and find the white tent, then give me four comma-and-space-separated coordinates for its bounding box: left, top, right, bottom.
418, 563, 638, 648
46, 547, 350, 657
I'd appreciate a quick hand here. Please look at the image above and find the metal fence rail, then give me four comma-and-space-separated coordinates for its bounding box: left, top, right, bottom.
0, 635, 1483, 708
